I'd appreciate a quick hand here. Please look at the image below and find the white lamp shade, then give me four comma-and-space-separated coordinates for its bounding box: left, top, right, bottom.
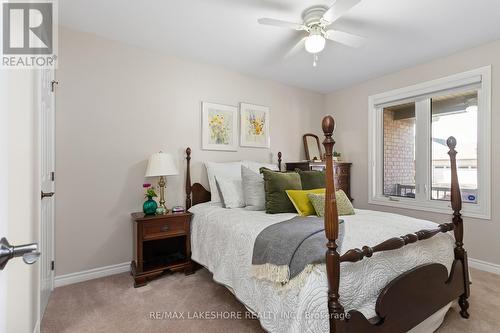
145, 152, 179, 177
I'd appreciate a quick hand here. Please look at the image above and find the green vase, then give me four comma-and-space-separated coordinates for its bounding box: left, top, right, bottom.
143, 196, 158, 216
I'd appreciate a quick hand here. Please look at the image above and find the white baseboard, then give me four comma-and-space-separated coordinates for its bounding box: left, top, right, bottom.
469, 258, 500, 275
33, 319, 40, 333
53, 257, 499, 288
54, 262, 130, 288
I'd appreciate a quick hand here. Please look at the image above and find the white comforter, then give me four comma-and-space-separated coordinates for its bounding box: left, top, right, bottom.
189, 203, 455, 333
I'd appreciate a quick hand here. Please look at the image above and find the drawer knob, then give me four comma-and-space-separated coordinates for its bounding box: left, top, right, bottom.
160, 225, 169, 232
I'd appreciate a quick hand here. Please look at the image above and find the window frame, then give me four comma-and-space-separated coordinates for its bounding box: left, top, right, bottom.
368, 66, 491, 219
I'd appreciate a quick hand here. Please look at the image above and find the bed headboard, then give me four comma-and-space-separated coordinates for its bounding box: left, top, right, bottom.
184, 147, 283, 209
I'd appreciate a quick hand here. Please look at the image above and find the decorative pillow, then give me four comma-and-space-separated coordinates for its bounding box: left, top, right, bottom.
216, 177, 245, 208
260, 168, 302, 214
286, 188, 326, 216
241, 166, 265, 210
205, 161, 242, 203
295, 169, 326, 190
242, 160, 279, 174
308, 190, 355, 217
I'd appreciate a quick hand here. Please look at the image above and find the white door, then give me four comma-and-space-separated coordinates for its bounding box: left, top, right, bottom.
39, 68, 56, 316
0, 68, 41, 333
0, 67, 9, 333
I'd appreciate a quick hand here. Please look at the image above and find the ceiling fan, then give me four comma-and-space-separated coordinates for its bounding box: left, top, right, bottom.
258, 0, 365, 65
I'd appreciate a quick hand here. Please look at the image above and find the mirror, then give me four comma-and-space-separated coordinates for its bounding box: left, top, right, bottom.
303, 134, 323, 161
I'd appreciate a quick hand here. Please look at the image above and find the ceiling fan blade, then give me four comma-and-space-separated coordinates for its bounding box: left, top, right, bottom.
284, 37, 306, 59
258, 18, 306, 31
322, 0, 362, 25
325, 30, 365, 48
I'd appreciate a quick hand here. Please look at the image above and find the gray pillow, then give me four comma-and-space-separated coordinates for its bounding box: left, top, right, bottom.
241, 165, 265, 210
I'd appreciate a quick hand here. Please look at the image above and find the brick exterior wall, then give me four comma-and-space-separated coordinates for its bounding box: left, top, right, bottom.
383, 110, 416, 195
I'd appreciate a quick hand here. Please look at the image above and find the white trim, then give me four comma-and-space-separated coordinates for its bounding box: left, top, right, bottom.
469, 258, 500, 276
32, 319, 40, 333
54, 262, 130, 288
368, 66, 492, 219
372, 69, 483, 106
51, 258, 499, 289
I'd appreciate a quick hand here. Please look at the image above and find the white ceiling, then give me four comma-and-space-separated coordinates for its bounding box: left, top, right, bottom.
60, 0, 500, 93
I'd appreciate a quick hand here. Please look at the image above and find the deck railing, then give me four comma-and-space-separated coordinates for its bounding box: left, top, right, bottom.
394, 184, 477, 203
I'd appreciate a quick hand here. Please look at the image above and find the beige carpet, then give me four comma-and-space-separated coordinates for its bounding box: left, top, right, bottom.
41, 268, 500, 333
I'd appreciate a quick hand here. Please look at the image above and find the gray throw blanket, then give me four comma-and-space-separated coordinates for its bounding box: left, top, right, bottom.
251, 216, 345, 286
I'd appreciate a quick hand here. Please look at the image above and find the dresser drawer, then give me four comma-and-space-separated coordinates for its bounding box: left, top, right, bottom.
142, 218, 188, 241
335, 177, 345, 187
334, 166, 350, 176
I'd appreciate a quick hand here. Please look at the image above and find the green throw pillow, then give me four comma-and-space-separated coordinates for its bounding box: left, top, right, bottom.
295, 169, 326, 190
260, 168, 302, 214
308, 190, 355, 217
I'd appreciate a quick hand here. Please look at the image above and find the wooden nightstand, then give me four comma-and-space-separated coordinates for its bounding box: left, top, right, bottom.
131, 211, 194, 287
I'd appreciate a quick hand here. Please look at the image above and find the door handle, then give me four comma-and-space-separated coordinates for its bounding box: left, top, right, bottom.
41, 191, 55, 199
0, 237, 40, 270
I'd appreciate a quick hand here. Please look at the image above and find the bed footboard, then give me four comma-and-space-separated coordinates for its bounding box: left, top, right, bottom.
321, 116, 470, 333
339, 261, 465, 332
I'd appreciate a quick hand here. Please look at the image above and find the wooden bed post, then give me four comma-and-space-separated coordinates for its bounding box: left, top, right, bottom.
185, 147, 211, 208
277, 152, 282, 171
185, 147, 192, 210
322, 116, 344, 332
447, 137, 470, 318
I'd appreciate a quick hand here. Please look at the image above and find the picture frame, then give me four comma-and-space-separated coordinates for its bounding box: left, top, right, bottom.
240, 103, 270, 148
201, 102, 238, 151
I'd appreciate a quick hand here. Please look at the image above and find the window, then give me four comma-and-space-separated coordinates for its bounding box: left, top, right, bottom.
431, 91, 478, 203
383, 102, 416, 198
369, 67, 491, 219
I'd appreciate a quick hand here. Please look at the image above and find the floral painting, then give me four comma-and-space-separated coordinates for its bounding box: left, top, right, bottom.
240, 103, 270, 148
202, 102, 238, 151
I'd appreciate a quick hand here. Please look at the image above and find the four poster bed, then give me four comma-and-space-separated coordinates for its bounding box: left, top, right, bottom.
184, 115, 470, 333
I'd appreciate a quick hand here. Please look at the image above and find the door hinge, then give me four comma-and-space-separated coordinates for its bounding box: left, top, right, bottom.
51, 171, 55, 181
51, 260, 54, 271
51, 80, 59, 92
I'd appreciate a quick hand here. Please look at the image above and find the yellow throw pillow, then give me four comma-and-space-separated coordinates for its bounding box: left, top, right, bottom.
285, 188, 325, 216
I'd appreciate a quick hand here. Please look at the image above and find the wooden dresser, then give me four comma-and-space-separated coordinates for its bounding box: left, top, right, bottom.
285, 161, 352, 201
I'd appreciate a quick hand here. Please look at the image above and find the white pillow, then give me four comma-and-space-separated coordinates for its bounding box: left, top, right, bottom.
242, 160, 279, 174
216, 177, 245, 208
205, 161, 242, 203
241, 165, 266, 210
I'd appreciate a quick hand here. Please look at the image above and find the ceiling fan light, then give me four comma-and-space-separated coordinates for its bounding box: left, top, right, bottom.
305, 34, 325, 54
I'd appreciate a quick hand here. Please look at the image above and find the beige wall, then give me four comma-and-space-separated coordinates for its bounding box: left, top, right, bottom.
55, 28, 325, 276
56, 27, 500, 277
325, 39, 500, 265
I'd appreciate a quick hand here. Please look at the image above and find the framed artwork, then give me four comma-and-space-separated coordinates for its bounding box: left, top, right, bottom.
240, 103, 270, 148
201, 102, 238, 151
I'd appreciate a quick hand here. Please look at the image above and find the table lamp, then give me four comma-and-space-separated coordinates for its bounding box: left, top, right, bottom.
145, 152, 179, 214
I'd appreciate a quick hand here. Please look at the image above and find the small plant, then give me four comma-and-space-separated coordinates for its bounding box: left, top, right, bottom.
333, 151, 341, 158
143, 183, 157, 199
